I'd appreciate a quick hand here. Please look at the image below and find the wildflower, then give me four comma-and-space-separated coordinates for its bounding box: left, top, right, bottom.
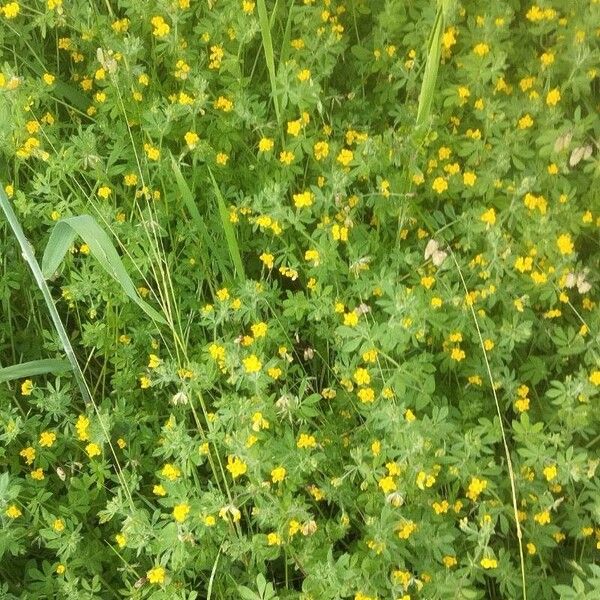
264, 531, 282, 548
271, 466, 286, 483
397, 520, 417, 539
214, 96, 233, 112
450, 347, 466, 361
279, 150, 295, 165
243, 354, 262, 373
518, 114, 534, 129
473, 42, 490, 56
30, 468, 45, 480
144, 143, 160, 161
173, 503, 190, 522
86, 443, 101, 458
432, 177, 448, 194
481, 207, 496, 225
357, 387, 375, 403
378, 476, 396, 494
336, 149, 353, 167
21, 379, 34, 396
540, 51, 554, 66
39, 431, 56, 447
287, 119, 302, 137
258, 137, 274, 152
2, 2, 20, 18
590, 371, 600, 386
19, 447, 36, 465
150, 15, 170, 37
293, 191, 314, 208
242, 1, 255, 13
543, 464, 557, 481
514, 256, 533, 273
313, 141, 329, 160
556, 234, 574, 255
6, 504, 22, 518
216, 152, 229, 165
226, 455, 247, 478
343, 311, 359, 327
161, 463, 181, 481
297, 433, 317, 449
546, 88, 561, 106
466, 477, 487, 501
534, 510, 551, 525
139, 375, 151, 389
443, 555, 458, 568
480, 557, 498, 569
305, 249, 320, 265
147, 566, 166, 584
184, 131, 199, 148
463, 171, 477, 186
259, 252, 274, 268
148, 354, 161, 369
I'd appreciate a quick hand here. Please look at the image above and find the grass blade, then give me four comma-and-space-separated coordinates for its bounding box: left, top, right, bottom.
416, 2, 444, 126
207, 167, 246, 282
42, 215, 166, 325
257, 0, 281, 124
0, 185, 92, 404
0, 359, 70, 383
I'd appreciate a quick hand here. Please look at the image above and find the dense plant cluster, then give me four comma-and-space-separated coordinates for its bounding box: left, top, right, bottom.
1, 0, 599, 598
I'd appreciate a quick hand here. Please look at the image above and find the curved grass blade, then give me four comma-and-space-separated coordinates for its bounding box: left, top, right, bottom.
0, 359, 70, 383
207, 167, 246, 282
0, 185, 92, 404
257, 0, 281, 124
42, 215, 166, 325
416, 2, 444, 126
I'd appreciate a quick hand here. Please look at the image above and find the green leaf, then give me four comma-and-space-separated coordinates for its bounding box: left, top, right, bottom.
42, 215, 166, 325
0, 359, 70, 383
257, 0, 281, 124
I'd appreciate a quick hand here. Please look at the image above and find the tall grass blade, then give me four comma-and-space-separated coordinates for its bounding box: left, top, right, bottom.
42, 215, 166, 325
207, 167, 246, 282
0, 359, 70, 383
257, 0, 281, 124
416, 2, 444, 126
0, 185, 92, 405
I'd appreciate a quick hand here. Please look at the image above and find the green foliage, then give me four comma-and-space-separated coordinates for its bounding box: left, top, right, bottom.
0, 0, 599, 599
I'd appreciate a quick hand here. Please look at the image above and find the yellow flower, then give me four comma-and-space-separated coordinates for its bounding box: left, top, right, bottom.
226, 455, 247, 478
313, 141, 329, 160
463, 171, 477, 186
2, 1, 20, 18
556, 233, 574, 255
148, 354, 161, 369
271, 466, 286, 483
297, 433, 317, 449
432, 177, 448, 194
153, 484, 167, 496
42, 73, 55, 85
30, 468, 45, 480
473, 42, 490, 56
53, 518, 65, 531
161, 463, 181, 481
543, 464, 557, 481
86, 443, 101, 458
139, 375, 151, 389
450, 347, 465, 361
480, 557, 498, 569
589, 371, 600, 386
293, 190, 314, 208
336, 148, 353, 167
357, 387, 375, 403
97, 185, 111, 199
260, 252, 274, 268
173, 503, 190, 522
287, 119, 302, 136
6, 504, 22, 518
443, 555, 458, 568
147, 566, 166, 584
546, 88, 561, 106
279, 150, 295, 165
466, 477, 487, 501
21, 379, 34, 396
514, 256, 533, 273
184, 131, 199, 149
343, 311, 359, 327
378, 476, 396, 494
39, 431, 56, 447
518, 114, 534, 129
216, 152, 229, 165
258, 137, 274, 152
304, 249, 320, 265
297, 68, 311, 82
353, 368, 371, 386
144, 143, 160, 161
480, 207, 496, 225
267, 532, 282, 546
540, 51, 554, 66
19, 446, 36, 465
242, 354, 262, 373
214, 96, 233, 112
150, 16, 170, 37
397, 520, 417, 539
534, 510, 551, 525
